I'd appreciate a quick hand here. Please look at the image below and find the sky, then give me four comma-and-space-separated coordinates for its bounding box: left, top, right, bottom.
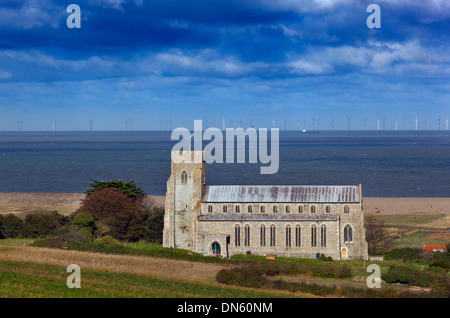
0, 0, 449, 131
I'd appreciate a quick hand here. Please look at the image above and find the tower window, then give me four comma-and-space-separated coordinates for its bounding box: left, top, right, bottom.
207, 205, 213, 213
247, 205, 253, 213
273, 205, 278, 214
326, 205, 331, 214
235, 205, 240, 213
260, 205, 265, 213
310, 205, 316, 214
181, 171, 187, 184
344, 205, 350, 214
285, 205, 290, 214
298, 205, 303, 213
223, 205, 228, 213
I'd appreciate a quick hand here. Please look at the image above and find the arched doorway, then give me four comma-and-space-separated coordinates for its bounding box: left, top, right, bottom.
212, 242, 221, 257
341, 248, 347, 260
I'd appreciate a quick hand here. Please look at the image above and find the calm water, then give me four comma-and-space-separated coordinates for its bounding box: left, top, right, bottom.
0, 130, 449, 197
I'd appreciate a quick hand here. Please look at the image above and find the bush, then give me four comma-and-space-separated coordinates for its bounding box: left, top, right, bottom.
21, 210, 68, 238
90, 235, 121, 248
1, 214, 24, 238
73, 212, 95, 228
319, 254, 333, 262
384, 248, 419, 262
216, 267, 264, 288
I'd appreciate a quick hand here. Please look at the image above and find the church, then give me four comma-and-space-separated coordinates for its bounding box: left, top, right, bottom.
163, 151, 369, 260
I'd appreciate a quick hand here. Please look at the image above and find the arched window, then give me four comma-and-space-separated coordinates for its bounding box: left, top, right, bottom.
285, 205, 290, 214
270, 225, 276, 246
325, 205, 331, 214
311, 225, 317, 247
247, 205, 253, 213
298, 205, 303, 213
181, 171, 187, 184
235, 225, 241, 247
310, 205, 316, 214
244, 225, 250, 247
286, 225, 292, 247
235, 205, 240, 213
260, 225, 266, 247
260, 205, 265, 213
222, 205, 228, 213
211, 242, 221, 256
273, 205, 278, 214
207, 204, 213, 213
295, 225, 301, 247
344, 224, 353, 243
320, 225, 327, 247
344, 205, 350, 214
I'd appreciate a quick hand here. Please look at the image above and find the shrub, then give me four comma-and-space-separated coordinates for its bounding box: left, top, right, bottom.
21, 210, 68, 238
429, 258, 450, 270
142, 207, 164, 243
73, 212, 95, 228
319, 254, 333, 262
216, 267, 264, 288
384, 248, 420, 262
1, 214, 24, 238
90, 235, 121, 248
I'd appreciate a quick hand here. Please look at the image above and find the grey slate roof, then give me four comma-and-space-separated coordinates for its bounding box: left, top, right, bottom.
198, 214, 338, 222
202, 185, 360, 203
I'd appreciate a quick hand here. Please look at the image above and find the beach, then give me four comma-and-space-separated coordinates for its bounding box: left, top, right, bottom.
0, 192, 449, 216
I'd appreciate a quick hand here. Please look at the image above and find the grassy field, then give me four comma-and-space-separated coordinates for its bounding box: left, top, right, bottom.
0, 244, 316, 298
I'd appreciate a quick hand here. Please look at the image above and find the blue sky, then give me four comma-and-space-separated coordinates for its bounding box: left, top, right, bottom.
0, 0, 449, 131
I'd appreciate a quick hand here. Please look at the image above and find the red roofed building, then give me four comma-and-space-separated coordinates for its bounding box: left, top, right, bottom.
423, 241, 447, 252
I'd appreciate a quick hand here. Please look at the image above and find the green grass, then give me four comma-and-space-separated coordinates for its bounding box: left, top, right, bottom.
378, 213, 446, 228
392, 231, 449, 249
0, 259, 300, 298
0, 239, 35, 246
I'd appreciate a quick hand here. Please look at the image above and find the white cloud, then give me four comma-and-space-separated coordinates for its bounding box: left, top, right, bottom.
0, 0, 61, 29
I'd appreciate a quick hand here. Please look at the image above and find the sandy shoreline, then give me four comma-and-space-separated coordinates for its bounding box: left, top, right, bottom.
0, 192, 449, 216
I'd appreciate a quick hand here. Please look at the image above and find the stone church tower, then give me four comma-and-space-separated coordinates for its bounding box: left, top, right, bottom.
163, 151, 205, 250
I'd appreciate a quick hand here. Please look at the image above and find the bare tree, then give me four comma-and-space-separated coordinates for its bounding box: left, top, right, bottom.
365, 214, 393, 255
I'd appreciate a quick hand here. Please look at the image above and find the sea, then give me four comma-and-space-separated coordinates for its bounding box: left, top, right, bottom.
0, 130, 449, 197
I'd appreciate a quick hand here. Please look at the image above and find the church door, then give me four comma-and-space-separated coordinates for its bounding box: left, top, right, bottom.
341, 248, 347, 260
212, 242, 221, 257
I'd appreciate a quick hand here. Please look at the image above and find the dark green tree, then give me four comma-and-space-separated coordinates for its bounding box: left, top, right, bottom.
85, 179, 144, 199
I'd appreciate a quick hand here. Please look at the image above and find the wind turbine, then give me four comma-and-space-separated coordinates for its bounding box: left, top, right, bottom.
414, 117, 418, 130
17, 121, 23, 132
347, 117, 352, 131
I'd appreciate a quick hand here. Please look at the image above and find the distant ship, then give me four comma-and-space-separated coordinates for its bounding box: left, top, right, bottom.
301, 129, 321, 134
